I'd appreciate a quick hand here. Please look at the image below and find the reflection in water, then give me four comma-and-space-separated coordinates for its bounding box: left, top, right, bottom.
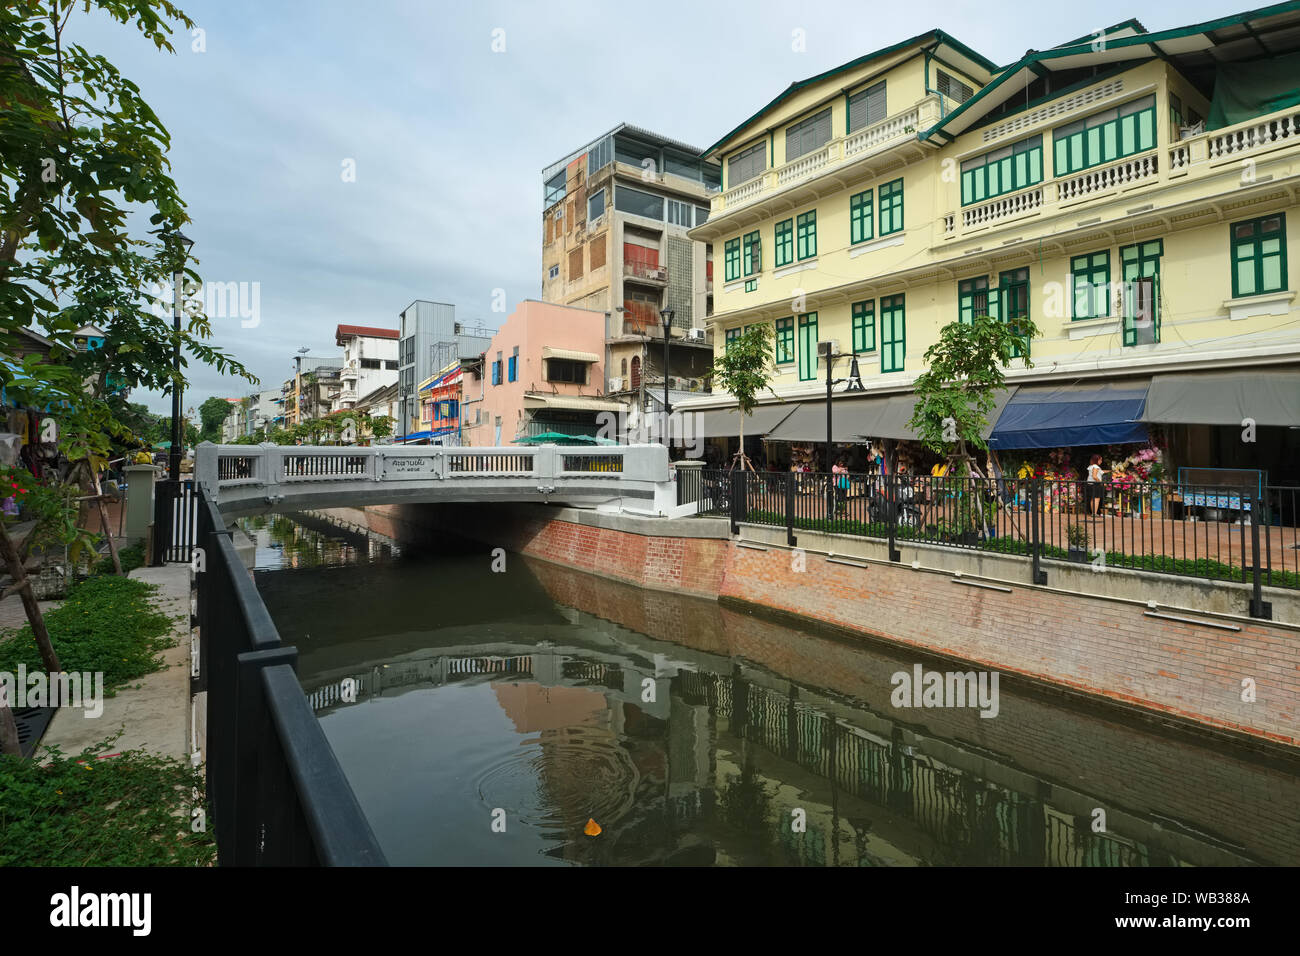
245, 510, 1300, 867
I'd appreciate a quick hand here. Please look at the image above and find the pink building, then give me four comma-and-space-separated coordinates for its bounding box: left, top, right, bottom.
464, 300, 622, 446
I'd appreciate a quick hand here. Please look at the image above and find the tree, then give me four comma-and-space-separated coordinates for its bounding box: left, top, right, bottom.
906, 314, 1040, 472
366, 414, 393, 441
1, 0, 255, 746
198, 396, 231, 444
710, 324, 778, 470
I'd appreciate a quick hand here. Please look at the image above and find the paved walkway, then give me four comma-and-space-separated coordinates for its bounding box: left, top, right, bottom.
37, 565, 192, 762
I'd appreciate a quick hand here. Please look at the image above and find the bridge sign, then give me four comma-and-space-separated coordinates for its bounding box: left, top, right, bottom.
382, 454, 440, 480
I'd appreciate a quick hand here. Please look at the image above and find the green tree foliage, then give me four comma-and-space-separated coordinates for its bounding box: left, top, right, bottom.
907, 314, 1040, 469
710, 324, 778, 463
197, 395, 230, 443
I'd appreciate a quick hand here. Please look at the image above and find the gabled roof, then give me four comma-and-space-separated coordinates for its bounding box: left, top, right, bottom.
921, 1, 1300, 145
702, 28, 999, 159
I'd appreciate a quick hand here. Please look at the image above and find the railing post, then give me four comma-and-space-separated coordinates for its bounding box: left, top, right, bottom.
232, 644, 300, 866
785, 472, 797, 546
1249, 496, 1272, 620
887, 474, 901, 562
730, 469, 745, 535
151, 479, 174, 566
1030, 478, 1047, 585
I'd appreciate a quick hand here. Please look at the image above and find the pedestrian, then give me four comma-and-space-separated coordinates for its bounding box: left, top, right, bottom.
1086, 453, 1106, 515
832, 458, 849, 515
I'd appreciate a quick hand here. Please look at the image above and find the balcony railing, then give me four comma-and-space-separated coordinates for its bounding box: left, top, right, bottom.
1208, 108, 1300, 160
714, 101, 935, 215
961, 187, 1044, 229
624, 258, 668, 283
1056, 152, 1159, 203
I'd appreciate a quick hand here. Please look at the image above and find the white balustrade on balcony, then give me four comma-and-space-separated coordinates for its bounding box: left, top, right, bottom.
844, 108, 919, 159
1208, 110, 1300, 160
1168, 143, 1191, 175
719, 174, 766, 210
1056, 153, 1159, 202
777, 142, 834, 187
942, 214, 955, 235
961, 187, 1043, 229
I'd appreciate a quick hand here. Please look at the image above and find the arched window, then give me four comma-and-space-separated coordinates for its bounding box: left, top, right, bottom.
621, 358, 627, 377
630, 356, 641, 389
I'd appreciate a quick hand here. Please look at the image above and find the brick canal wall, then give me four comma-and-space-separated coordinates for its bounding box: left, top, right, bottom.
367, 502, 1300, 749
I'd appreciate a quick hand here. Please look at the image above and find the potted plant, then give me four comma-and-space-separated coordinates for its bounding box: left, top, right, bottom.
1067, 523, 1089, 562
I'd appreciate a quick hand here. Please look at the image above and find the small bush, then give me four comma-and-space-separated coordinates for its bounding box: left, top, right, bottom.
0, 575, 176, 692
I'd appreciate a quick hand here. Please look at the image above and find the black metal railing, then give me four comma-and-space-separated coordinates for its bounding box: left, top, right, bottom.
151, 477, 196, 565
695, 469, 1296, 610
194, 488, 386, 865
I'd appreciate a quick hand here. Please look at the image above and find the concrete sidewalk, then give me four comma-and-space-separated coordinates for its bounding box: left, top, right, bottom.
38, 565, 193, 762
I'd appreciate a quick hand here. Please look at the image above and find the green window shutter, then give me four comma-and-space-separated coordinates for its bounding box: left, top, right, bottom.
797, 313, 819, 380
1053, 96, 1156, 177
796, 210, 817, 259
1231, 214, 1287, 298
1070, 250, 1111, 319
774, 219, 794, 267
850, 190, 873, 245
724, 327, 742, 353
879, 179, 903, 235
1120, 239, 1162, 346
743, 230, 761, 276
957, 276, 988, 325
998, 267, 1031, 359
775, 317, 795, 364
851, 300, 875, 353
724, 238, 741, 282
879, 295, 905, 372
959, 136, 1043, 207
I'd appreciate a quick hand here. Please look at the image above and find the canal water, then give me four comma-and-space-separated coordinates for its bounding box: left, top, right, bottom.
243, 511, 1300, 867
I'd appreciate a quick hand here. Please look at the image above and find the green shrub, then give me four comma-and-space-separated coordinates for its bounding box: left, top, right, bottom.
0, 575, 176, 692
0, 741, 214, 866
92, 541, 146, 576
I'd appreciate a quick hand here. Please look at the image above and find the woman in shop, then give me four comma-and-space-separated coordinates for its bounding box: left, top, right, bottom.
1086, 453, 1107, 516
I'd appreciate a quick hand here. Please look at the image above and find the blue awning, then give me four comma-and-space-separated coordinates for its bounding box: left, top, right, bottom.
398, 430, 433, 443
987, 381, 1150, 449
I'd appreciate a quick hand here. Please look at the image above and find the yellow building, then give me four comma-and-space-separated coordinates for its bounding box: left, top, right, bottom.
686, 6, 1300, 482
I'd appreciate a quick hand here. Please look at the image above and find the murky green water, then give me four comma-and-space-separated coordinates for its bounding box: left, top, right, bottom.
243, 511, 1300, 867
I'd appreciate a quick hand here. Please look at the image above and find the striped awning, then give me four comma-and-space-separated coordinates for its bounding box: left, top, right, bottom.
542, 347, 600, 363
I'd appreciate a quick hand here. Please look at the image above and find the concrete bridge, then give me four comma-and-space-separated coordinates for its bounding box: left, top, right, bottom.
194, 441, 688, 516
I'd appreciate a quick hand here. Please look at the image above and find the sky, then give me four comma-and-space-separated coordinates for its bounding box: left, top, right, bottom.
67, 0, 1238, 414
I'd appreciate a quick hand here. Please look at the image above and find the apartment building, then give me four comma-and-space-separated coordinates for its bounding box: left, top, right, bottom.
333, 325, 399, 413
686, 7, 1300, 482
396, 300, 494, 437
463, 300, 617, 446
541, 124, 721, 427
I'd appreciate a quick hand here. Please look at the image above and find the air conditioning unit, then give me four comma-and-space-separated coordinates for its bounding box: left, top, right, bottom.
609, 377, 622, 391
649, 268, 667, 281
818, 339, 840, 358
685, 328, 706, 342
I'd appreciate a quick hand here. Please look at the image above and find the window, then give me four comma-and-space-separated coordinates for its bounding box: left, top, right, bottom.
667, 199, 692, 227
851, 300, 875, 353
879, 296, 905, 372
957, 277, 989, 325
775, 317, 795, 364
507, 346, 518, 383
999, 268, 1031, 358
724, 238, 741, 282
797, 313, 819, 380
1170, 93, 1184, 137
1071, 251, 1111, 319
936, 70, 974, 105
695, 205, 710, 225
848, 81, 886, 132
785, 107, 832, 162
614, 186, 664, 220
360, 358, 381, 369
548, 265, 559, 280
878, 179, 903, 235
796, 210, 817, 260
1231, 214, 1287, 297
491, 354, 502, 386
960, 135, 1042, 206
743, 230, 762, 276
1120, 239, 1162, 346
774, 218, 794, 267
1053, 95, 1156, 176
547, 358, 587, 384
850, 189, 873, 245
544, 170, 566, 207
727, 141, 766, 187
385, 360, 398, 370
587, 136, 612, 175
588, 189, 605, 222
725, 327, 742, 352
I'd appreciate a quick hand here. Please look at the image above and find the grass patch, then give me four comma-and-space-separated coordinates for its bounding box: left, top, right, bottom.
0, 740, 215, 866
0, 575, 176, 692
93, 541, 146, 576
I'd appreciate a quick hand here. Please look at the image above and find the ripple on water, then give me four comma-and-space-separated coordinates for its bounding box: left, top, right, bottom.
475, 725, 639, 835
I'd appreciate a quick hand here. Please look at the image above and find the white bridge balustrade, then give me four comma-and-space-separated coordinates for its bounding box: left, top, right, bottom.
194, 441, 691, 516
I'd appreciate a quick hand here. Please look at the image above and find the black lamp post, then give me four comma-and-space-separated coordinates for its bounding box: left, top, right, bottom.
659, 308, 674, 447
820, 340, 846, 517
165, 230, 194, 480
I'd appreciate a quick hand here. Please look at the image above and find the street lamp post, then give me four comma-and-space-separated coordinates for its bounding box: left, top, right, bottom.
659, 308, 674, 448
820, 340, 845, 518
166, 231, 194, 481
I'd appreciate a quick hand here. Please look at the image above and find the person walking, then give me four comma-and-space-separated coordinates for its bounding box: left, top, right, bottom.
1086, 454, 1107, 515
832, 458, 849, 517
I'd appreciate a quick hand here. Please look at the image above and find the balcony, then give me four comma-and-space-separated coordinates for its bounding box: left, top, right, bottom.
623, 257, 668, 285
710, 101, 933, 218
941, 105, 1300, 242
